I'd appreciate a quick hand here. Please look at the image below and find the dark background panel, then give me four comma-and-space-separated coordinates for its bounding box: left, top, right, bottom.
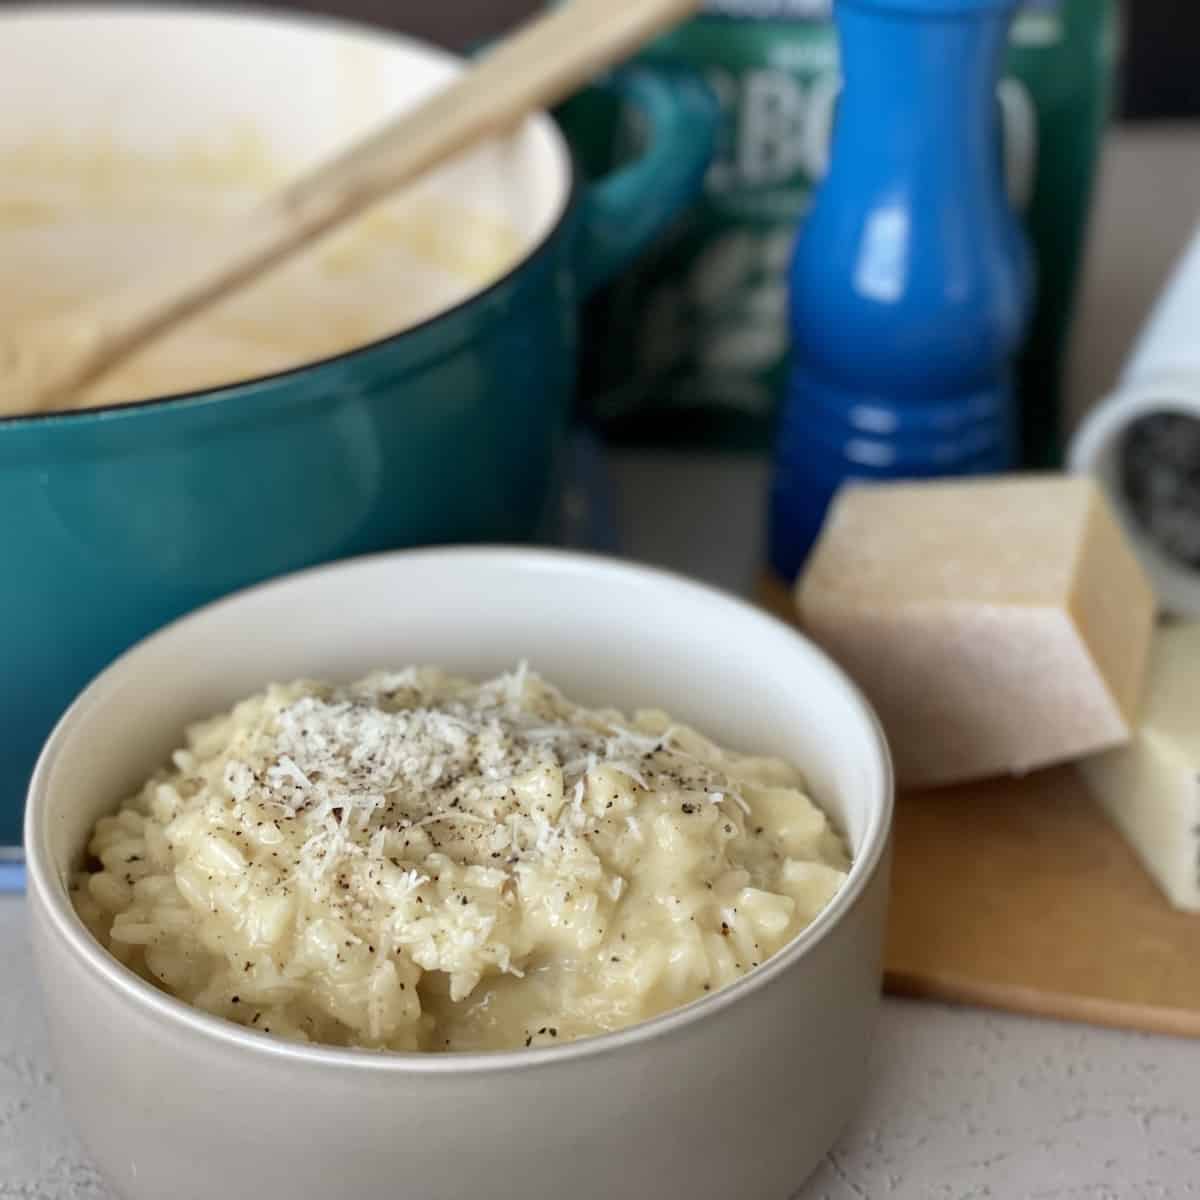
1120, 0, 1200, 120
259, 0, 537, 46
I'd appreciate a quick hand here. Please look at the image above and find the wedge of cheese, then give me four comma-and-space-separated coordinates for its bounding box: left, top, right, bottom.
1080, 622, 1200, 912
797, 475, 1156, 789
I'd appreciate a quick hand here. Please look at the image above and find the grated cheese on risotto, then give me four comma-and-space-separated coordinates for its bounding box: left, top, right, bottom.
72, 666, 850, 1053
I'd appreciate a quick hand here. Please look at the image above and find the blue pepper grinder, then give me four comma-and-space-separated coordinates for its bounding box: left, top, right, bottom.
768, 0, 1032, 584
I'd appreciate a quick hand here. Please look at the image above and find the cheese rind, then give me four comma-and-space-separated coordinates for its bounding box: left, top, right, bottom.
797, 475, 1156, 789
1080, 623, 1200, 912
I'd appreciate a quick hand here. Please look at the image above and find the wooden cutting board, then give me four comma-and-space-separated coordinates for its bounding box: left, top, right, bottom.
760, 573, 1200, 1038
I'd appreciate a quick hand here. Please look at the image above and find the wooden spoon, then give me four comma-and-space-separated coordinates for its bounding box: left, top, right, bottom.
0, 0, 697, 416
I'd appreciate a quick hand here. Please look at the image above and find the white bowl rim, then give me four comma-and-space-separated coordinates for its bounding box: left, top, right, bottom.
26, 546, 894, 1076
0, 2, 579, 431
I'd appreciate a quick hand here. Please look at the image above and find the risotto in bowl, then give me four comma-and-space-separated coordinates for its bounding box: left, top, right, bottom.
26, 548, 892, 1200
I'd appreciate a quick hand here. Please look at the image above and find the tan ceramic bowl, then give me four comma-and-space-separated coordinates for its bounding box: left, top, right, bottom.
26, 548, 893, 1200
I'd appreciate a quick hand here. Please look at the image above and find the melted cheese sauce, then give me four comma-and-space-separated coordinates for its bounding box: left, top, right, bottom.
0, 146, 523, 410
71, 667, 851, 1054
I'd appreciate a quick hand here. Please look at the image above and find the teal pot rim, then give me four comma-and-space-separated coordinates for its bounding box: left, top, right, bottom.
0, 2, 581, 433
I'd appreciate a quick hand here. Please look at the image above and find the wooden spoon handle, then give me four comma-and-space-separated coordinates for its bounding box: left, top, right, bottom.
17, 0, 698, 412
275, 0, 698, 224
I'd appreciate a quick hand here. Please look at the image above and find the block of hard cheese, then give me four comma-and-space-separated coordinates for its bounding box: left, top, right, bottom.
1081, 622, 1200, 912
797, 475, 1156, 789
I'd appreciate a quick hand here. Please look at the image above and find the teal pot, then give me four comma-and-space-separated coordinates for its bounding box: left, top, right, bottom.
0, 7, 717, 845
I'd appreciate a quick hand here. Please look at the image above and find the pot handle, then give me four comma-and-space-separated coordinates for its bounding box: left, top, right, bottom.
569, 65, 718, 296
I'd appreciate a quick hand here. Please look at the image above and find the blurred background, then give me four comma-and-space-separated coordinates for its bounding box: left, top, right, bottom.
1117, 0, 1200, 119
5, 0, 1195, 117
8, 0, 1185, 116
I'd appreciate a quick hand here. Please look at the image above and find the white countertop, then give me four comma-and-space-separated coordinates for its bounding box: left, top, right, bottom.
6, 124, 1200, 1199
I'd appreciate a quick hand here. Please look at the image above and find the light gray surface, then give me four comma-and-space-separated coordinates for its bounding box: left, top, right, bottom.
611, 452, 771, 596
5, 126, 1200, 1198
1064, 122, 1200, 432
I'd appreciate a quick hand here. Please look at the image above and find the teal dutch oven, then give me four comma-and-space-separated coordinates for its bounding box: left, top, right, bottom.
0, 7, 716, 845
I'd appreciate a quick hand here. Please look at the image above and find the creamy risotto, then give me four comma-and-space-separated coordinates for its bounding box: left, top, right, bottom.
72, 667, 850, 1053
